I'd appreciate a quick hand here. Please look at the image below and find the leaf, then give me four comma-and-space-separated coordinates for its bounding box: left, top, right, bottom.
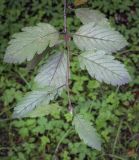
4, 23, 59, 63
74, 0, 88, 6
35, 53, 67, 89
73, 114, 101, 150
75, 8, 110, 27
13, 88, 57, 118
73, 22, 128, 53
79, 50, 131, 86
28, 103, 61, 118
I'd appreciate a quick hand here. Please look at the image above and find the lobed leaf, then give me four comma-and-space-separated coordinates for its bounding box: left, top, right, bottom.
73, 22, 128, 53
73, 114, 101, 150
4, 23, 59, 63
75, 8, 110, 27
35, 52, 67, 90
79, 50, 131, 86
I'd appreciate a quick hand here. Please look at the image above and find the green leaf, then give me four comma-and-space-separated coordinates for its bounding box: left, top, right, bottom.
73, 22, 128, 53
4, 23, 59, 63
73, 114, 101, 150
35, 52, 67, 90
13, 88, 57, 118
19, 127, 29, 137
75, 8, 110, 27
79, 50, 131, 86
28, 103, 61, 118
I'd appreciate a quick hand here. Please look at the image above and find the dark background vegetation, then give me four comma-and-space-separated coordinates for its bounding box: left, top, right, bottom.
0, 0, 139, 159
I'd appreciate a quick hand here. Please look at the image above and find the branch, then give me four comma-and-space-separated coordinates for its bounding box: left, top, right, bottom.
64, 0, 67, 34
64, 0, 73, 113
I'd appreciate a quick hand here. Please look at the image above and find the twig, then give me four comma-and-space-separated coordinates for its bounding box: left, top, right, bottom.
0, 147, 11, 150
103, 153, 126, 160
53, 127, 72, 160
64, 0, 67, 34
0, 118, 12, 122
0, 105, 15, 116
112, 120, 123, 154
66, 42, 73, 113
64, 0, 73, 113
15, 69, 31, 89
119, 49, 139, 54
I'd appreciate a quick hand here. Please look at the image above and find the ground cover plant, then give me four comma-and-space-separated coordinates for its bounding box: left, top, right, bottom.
0, 0, 139, 159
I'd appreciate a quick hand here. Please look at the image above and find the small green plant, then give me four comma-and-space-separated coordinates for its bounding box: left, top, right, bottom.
4, 1, 131, 151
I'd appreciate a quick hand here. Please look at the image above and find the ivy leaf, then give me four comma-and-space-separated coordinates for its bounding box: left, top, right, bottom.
73, 22, 128, 53
4, 23, 59, 63
73, 114, 101, 150
75, 8, 110, 27
35, 53, 67, 89
79, 50, 131, 86
13, 88, 57, 118
28, 103, 61, 118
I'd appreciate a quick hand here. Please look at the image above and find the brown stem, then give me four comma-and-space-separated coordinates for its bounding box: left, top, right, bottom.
64, 0, 67, 34
64, 0, 73, 113
66, 42, 73, 113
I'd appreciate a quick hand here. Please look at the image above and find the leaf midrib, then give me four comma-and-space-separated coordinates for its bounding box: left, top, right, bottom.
74, 33, 123, 43
49, 53, 65, 86
81, 54, 126, 79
